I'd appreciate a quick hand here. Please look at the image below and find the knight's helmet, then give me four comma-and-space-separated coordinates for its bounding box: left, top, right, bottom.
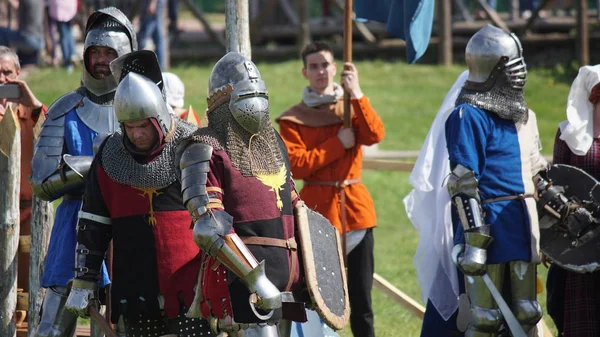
464, 24, 527, 91
82, 7, 137, 97
110, 50, 173, 136
207, 52, 270, 135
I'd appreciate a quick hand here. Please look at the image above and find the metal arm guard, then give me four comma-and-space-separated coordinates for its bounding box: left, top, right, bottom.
74, 211, 112, 282
32, 154, 94, 201
179, 142, 282, 313
448, 165, 493, 275
447, 164, 488, 231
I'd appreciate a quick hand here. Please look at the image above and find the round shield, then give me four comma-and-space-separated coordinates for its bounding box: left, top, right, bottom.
540, 164, 600, 273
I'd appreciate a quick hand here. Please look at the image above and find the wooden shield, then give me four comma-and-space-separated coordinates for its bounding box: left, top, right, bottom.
295, 202, 349, 330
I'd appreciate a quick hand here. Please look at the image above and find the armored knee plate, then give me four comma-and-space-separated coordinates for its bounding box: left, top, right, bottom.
469, 305, 503, 334
36, 286, 78, 337
512, 299, 542, 331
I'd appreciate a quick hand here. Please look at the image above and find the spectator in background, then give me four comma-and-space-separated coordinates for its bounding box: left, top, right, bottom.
48, 0, 77, 72
162, 71, 201, 125
546, 65, 600, 337
168, 0, 182, 41
277, 41, 385, 337
0, 0, 44, 67
138, 0, 167, 69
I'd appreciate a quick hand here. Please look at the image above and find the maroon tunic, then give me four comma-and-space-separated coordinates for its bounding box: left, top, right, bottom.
83, 157, 202, 322
199, 144, 302, 324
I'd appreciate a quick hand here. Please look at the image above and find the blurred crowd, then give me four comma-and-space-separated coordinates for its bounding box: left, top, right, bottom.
0, 0, 181, 72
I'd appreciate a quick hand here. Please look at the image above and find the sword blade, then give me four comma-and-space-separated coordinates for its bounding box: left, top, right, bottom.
481, 273, 527, 337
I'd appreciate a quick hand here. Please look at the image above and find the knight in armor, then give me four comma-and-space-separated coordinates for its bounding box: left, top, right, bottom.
30, 7, 136, 337
446, 24, 594, 337
175, 52, 349, 336
64, 52, 214, 336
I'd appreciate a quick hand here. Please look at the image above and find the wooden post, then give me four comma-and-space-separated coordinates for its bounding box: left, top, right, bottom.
225, 0, 251, 59
297, 0, 311, 51
438, 0, 452, 66
577, 0, 589, 66
0, 107, 21, 337
27, 198, 53, 337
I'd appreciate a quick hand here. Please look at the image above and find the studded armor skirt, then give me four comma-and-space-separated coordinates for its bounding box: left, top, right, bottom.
123, 311, 214, 337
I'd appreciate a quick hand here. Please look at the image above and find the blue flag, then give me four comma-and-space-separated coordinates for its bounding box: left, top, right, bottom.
354, 0, 435, 63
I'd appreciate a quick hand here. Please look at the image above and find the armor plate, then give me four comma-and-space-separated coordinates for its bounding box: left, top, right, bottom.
31, 91, 84, 198
75, 97, 119, 134
540, 164, 600, 273
295, 202, 349, 330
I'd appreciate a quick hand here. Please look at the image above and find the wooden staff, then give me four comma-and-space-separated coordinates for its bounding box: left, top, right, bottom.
341, 0, 353, 263
89, 305, 117, 337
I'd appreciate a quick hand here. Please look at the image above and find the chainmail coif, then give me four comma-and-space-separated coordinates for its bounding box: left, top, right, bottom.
455, 73, 529, 124
186, 103, 286, 177
101, 118, 197, 189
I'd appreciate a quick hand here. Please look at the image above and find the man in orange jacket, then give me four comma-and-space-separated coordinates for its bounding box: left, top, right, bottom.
276, 41, 385, 337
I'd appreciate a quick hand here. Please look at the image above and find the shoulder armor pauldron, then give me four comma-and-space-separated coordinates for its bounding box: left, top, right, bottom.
31, 91, 84, 189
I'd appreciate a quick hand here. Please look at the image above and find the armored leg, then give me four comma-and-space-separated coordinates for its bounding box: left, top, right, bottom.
36, 286, 78, 337
465, 264, 505, 337
509, 261, 542, 337
277, 319, 291, 337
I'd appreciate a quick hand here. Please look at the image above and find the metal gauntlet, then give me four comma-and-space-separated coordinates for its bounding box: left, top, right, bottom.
448, 164, 493, 276
65, 279, 98, 317
31, 154, 94, 201
535, 174, 570, 220
179, 142, 281, 315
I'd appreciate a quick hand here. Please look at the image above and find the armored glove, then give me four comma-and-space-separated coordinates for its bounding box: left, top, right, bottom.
453, 226, 494, 276
563, 207, 595, 237
65, 279, 98, 317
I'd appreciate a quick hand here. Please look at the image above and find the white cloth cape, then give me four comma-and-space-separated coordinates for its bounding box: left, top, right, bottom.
403, 70, 468, 320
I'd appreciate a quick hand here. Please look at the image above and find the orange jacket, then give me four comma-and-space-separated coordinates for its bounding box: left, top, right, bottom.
0, 103, 47, 202
277, 96, 385, 232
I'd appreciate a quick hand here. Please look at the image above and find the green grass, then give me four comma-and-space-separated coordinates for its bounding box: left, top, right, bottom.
26, 60, 575, 336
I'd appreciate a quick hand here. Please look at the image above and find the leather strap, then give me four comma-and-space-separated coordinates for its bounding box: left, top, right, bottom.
482, 193, 535, 204
303, 178, 361, 189
241, 236, 298, 291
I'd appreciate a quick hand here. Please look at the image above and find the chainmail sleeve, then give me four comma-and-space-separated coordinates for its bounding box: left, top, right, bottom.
74, 157, 113, 282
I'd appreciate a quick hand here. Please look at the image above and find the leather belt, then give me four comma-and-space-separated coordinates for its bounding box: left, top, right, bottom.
482, 193, 535, 204
241, 236, 298, 291
303, 178, 361, 189
303, 178, 361, 260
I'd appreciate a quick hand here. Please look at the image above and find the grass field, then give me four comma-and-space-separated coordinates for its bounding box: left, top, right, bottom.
26, 59, 579, 336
